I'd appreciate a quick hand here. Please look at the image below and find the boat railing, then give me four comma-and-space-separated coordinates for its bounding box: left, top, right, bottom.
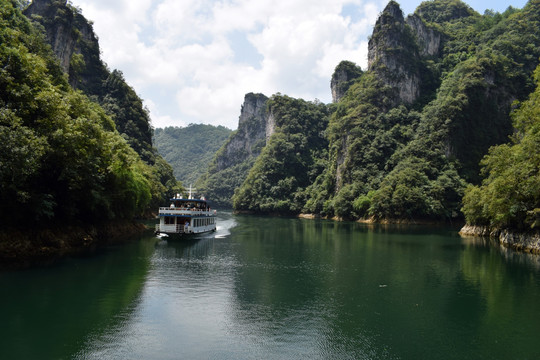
158, 207, 216, 215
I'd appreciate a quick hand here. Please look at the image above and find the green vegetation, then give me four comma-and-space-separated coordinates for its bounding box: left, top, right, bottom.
3, 0, 539, 234
23, 0, 178, 203
331, 60, 363, 100
197, 156, 259, 208
301, 0, 540, 222
197, 93, 269, 208
0, 0, 176, 227
232, 95, 329, 214
462, 64, 540, 231
153, 124, 232, 186
208, 0, 540, 228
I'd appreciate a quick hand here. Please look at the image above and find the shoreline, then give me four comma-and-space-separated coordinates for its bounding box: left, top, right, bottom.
298, 213, 458, 226
459, 224, 540, 254
300, 213, 540, 254
0, 221, 149, 270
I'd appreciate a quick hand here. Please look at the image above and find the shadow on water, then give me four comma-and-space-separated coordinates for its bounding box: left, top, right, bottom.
1, 213, 539, 360
222, 215, 540, 360
0, 232, 157, 360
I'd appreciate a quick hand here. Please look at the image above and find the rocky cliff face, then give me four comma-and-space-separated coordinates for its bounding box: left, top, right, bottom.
367, 1, 422, 105
25, 0, 156, 161
215, 93, 270, 171
25, 0, 107, 92
405, 14, 443, 57
460, 225, 540, 254
196, 93, 271, 207
330, 61, 363, 103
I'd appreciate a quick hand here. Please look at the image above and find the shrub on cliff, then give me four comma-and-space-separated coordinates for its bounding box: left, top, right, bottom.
0, 0, 163, 226
462, 64, 540, 230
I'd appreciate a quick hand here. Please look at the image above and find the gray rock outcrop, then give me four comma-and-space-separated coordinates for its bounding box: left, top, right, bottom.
367, 1, 422, 105
330, 61, 363, 103
405, 14, 443, 57
214, 93, 270, 171
25, 0, 107, 91
460, 225, 540, 254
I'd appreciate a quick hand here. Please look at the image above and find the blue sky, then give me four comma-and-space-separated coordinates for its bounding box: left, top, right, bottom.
69, 0, 530, 130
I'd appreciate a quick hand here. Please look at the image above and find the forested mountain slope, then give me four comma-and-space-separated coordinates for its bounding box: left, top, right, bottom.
462, 64, 540, 232
318, 0, 540, 222
24, 0, 177, 197
0, 0, 177, 228
232, 95, 329, 213
154, 124, 232, 187
223, 0, 540, 224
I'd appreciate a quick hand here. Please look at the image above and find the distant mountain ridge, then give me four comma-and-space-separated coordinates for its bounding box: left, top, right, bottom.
153, 124, 232, 188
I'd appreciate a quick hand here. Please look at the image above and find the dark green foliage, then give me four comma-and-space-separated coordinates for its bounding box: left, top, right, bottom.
101, 69, 153, 160
415, 0, 475, 24
197, 135, 255, 209
0, 0, 173, 227
198, 159, 257, 208
302, 0, 540, 223
462, 65, 540, 230
23, 0, 179, 209
369, 158, 465, 220
153, 124, 232, 186
232, 95, 329, 214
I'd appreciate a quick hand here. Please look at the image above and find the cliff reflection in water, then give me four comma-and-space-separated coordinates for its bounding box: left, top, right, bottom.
2, 213, 539, 360
226, 216, 540, 360
0, 236, 154, 360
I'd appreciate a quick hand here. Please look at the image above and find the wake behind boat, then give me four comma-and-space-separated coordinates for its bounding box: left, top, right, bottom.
155, 187, 216, 237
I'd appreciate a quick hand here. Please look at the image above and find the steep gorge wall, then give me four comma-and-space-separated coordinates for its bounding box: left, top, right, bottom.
25, 0, 108, 93
330, 61, 363, 103
197, 93, 272, 207
367, 1, 422, 105
405, 13, 443, 58
25, 0, 157, 162
215, 93, 271, 171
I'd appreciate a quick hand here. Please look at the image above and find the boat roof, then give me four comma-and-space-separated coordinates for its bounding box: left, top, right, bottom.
170, 198, 208, 203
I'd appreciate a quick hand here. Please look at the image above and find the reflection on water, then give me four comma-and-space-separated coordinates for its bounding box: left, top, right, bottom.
1, 213, 539, 360
0, 234, 154, 360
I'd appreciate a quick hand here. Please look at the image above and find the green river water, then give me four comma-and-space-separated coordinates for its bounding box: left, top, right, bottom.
1, 212, 539, 359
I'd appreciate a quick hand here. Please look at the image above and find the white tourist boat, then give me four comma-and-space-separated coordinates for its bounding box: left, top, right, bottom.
155, 187, 216, 237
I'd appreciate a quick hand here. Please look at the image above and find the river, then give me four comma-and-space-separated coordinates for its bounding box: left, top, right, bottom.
1, 211, 539, 359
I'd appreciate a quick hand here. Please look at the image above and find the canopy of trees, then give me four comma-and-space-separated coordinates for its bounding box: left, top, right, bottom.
462, 64, 540, 231
232, 95, 329, 214
0, 0, 176, 227
301, 0, 540, 222
218, 0, 540, 227
153, 124, 232, 186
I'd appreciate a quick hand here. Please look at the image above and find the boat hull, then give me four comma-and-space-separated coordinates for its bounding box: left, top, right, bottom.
155, 219, 216, 237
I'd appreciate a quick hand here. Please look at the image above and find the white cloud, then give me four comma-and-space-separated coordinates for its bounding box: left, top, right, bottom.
70, 0, 388, 130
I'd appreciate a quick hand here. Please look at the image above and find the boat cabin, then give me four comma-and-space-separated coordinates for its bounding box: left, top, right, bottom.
155, 193, 217, 237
